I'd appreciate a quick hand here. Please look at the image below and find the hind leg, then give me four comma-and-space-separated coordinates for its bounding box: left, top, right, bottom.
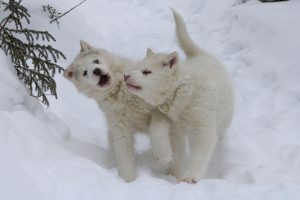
180, 125, 217, 183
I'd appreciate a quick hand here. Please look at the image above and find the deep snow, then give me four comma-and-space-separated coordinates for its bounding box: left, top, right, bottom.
1, 0, 300, 199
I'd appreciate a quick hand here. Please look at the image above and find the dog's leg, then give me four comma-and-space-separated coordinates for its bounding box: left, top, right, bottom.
149, 111, 172, 167
109, 125, 136, 182
181, 126, 217, 184
105, 132, 116, 167
168, 127, 186, 178
180, 87, 218, 184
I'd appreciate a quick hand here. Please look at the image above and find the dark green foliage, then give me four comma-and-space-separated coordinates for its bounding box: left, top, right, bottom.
42, 4, 61, 20
0, 0, 66, 106
42, 4, 61, 27
48, 0, 87, 25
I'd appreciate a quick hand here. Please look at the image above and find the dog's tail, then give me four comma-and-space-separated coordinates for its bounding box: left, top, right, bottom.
171, 8, 203, 57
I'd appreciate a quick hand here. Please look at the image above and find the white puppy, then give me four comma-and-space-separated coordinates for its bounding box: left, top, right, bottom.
124, 9, 234, 183
64, 41, 172, 182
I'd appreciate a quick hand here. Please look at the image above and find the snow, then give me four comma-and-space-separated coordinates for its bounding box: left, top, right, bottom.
1, 0, 300, 199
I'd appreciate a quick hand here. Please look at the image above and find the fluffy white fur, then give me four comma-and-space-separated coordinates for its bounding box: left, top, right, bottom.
64, 41, 172, 182
124, 9, 234, 183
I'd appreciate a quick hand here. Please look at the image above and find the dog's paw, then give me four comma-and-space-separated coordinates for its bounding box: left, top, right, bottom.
179, 177, 198, 184
119, 171, 136, 183
179, 172, 199, 184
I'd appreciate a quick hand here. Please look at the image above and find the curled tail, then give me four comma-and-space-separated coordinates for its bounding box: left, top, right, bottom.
171, 8, 203, 57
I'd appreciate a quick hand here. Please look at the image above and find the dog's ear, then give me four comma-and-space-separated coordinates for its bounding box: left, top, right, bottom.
146, 48, 155, 57
162, 51, 178, 69
80, 40, 93, 52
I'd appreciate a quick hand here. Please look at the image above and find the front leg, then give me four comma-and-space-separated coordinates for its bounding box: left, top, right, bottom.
168, 127, 186, 178
180, 84, 218, 183
109, 124, 136, 182
149, 111, 172, 167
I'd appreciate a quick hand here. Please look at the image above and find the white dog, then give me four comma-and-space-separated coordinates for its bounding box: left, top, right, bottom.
64, 41, 173, 182
124, 9, 234, 183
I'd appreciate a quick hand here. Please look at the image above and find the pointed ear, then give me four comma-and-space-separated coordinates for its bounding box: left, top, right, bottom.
163, 51, 178, 69
146, 48, 155, 56
63, 67, 75, 80
80, 40, 93, 52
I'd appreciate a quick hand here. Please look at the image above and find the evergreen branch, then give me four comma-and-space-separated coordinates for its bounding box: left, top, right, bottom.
42, 4, 61, 20
0, 0, 66, 106
50, 0, 87, 24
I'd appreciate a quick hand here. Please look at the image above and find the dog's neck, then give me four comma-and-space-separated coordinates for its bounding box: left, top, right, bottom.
105, 81, 123, 102
157, 80, 183, 115
156, 67, 181, 114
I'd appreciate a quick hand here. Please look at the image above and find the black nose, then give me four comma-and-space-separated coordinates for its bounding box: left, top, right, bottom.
93, 68, 101, 76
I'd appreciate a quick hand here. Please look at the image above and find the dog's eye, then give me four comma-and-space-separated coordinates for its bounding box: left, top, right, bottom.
142, 70, 152, 75
83, 70, 87, 76
93, 59, 100, 64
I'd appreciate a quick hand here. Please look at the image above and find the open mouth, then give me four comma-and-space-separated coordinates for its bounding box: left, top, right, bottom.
126, 83, 141, 90
98, 74, 111, 87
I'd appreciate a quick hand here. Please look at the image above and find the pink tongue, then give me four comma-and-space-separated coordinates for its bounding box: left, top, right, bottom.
128, 83, 141, 89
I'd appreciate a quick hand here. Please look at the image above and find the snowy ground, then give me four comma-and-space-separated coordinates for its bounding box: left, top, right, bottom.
1, 0, 300, 199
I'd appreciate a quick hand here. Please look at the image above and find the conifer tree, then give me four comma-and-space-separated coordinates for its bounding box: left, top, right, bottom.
0, 0, 65, 106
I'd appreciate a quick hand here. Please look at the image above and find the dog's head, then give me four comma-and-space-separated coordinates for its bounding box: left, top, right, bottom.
124, 48, 179, 106
64, 40, 120, 95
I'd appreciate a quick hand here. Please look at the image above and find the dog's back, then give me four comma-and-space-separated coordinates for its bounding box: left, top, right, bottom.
172, 9, 234, 134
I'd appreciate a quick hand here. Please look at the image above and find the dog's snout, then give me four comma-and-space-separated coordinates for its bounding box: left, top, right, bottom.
64, 68, 73, 79
93, 68, 101, 76
124, 74, 130, 81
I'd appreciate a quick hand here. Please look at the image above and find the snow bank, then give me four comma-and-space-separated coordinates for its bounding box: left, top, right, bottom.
201, 0, 300, 185
1, 0, 300, 199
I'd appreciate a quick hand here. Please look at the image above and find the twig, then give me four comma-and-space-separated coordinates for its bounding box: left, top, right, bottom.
50, 0, 87, 24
